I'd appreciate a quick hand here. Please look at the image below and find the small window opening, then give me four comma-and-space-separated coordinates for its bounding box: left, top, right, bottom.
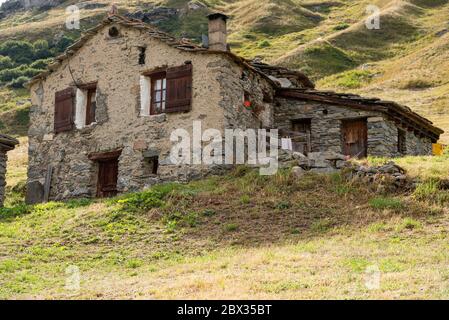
243, 91, 251, 108
151, 73, 167, 115
145, 156, 159, 175
108, 26, 120, 38
138, 47, 146, 65
323, 109, 329, 115
398, 129, 407, 155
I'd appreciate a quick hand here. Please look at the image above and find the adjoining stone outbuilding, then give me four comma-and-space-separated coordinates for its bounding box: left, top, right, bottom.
0, 134, 19, 207
25, 11, 443, 203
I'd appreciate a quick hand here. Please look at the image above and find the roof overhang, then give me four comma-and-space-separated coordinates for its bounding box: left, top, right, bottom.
0, 134, 19, 152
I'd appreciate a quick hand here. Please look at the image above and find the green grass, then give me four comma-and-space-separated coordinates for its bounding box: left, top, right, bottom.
369, 197, 404, 211
1, 159, 448, 299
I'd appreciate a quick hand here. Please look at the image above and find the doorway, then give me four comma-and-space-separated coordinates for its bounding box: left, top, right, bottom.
342, 119, 367, 158
97, 158, 119, 198
89, 150, 121, 198
291, 119, 312, 155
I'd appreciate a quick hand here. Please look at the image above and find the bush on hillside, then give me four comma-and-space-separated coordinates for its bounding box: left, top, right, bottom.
0, 65, 42, 84
33, 39, 51, 60
0, 40, 35, 65
30, 58, 52, 70
7, 76, 31, 89
0, 55, 14, 69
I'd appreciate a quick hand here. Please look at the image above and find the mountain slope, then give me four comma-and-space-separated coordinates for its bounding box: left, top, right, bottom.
0, 0, 448, 142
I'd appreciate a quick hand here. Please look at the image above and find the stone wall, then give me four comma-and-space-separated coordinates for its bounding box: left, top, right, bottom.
28, 23, 255, 202
274, 98, 433, 157
213, 59, 274, 130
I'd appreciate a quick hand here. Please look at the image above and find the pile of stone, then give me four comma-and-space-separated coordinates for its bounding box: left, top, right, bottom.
279, 150, 348, 175
344, 161, 409, 190
280, 149, 409, 189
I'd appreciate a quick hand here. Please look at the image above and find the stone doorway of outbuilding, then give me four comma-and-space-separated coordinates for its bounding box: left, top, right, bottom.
341, 119, 368, 159
88, 150, 121, 198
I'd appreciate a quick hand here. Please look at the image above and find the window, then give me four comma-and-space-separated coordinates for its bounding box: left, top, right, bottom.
138, 47, 146, 65
151, 72, 167, 115
108, 26, 119, 38
145, 156, 159, 175
398, 129, 407, 154
140, 64, 192, 116
75, 83, 97, 129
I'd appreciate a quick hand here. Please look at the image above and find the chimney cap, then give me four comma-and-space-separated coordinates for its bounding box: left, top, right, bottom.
207, 12, 229, 21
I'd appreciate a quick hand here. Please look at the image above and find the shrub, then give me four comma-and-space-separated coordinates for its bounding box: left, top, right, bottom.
7, 76, 30, 89
258, 40, 271, 48
0, 65, 41, 83
0, 55, 14, 69
53, 36, 75, 54
30, 58, 52, 70
333, 23, 350, 31
0, 40, 35, 65
33, 39, 51, 60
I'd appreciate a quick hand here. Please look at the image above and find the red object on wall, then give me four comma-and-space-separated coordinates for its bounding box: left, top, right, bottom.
244, 100, 252, 109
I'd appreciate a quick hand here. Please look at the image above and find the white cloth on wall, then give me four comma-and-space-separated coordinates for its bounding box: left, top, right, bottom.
281, 137, 293, 151
75, 88, 87, 129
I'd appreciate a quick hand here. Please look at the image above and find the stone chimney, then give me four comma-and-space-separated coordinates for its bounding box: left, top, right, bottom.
207, 13, 229, 51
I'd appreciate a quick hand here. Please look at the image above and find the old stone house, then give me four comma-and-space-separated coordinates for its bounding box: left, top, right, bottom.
0, 134, 19, 206
26, 12, 443, 203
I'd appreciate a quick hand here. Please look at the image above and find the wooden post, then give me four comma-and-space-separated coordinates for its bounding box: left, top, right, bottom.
43, 165, 53, 202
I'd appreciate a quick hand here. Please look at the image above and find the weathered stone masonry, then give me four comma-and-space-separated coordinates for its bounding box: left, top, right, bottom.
0, 134, 19, 206
274, 98, 433, 157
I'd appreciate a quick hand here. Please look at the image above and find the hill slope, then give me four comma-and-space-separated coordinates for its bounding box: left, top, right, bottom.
1, 159, 449, 299
0, 0, 448, 143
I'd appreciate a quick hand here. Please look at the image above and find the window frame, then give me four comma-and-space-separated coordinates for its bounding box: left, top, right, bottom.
150, 71, 167, 115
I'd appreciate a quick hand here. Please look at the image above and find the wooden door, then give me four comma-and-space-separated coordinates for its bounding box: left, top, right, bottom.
342, 119, 367, 158
97, 158, 118, 198
291, 119, 312, 155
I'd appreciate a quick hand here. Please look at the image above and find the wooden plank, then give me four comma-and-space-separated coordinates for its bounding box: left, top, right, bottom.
89, 149, 122, 161
43, 165, 53, 203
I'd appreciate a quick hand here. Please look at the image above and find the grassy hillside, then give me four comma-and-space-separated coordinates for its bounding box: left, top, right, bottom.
0, 0, 448, 142
1, 153, 449, 299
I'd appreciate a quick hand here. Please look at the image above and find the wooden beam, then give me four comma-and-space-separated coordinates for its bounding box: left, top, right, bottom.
88, 149, 122, 161
277, 90, 388, 112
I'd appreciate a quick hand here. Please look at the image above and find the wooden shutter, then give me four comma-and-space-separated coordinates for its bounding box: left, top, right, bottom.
166, 64, 192, 113
54, 87, 75, 133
